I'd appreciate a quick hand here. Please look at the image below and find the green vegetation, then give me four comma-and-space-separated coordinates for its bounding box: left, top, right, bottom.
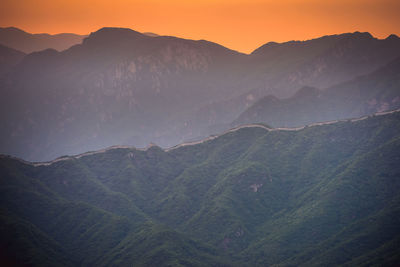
1, 112, 400, 266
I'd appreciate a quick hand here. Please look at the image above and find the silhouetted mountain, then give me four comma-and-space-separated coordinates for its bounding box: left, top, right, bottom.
0, 44, 25, 76
1, 28, 400, 161
233, 57, 400, 127
0, 27, 246, 161
247, 32, 400, 98
0, 27, 86, 53
186, 32, 400, 136
1, 111, 400, 266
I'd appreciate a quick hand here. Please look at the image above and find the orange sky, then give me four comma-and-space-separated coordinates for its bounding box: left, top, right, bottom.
1, 0, 399, 53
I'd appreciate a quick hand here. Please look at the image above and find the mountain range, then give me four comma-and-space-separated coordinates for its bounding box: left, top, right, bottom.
1, 27, 400, 162
0, 27, 86, 54
1, 110, 400, 266
233, 57, 400, 127
1, 26, 400, 266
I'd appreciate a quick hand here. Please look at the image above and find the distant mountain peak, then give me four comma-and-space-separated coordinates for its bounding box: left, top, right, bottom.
350, 31, 374, 38
82, 27, 147, 47
87, 27, 144, 39
264, 41, 279, 46
251, 31, 378, 55
386, 34, 399, 41
0, 27, 27, 33
0, 27, 85, 53
93, 27, 142, 34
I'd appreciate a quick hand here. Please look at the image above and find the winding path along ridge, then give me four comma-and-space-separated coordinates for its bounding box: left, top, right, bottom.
2, 108, 399, 167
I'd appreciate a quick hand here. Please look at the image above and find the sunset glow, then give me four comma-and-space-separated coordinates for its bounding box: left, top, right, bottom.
1, 0, 400, 53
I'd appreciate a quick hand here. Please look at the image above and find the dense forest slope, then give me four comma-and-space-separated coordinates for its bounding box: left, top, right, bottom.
1, 111, 400, 266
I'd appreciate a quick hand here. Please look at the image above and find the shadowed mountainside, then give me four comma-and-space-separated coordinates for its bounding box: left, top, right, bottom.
194, 32, 400, 132
247, 32, 400, 97
0, 27, 246, 161
233, 57, 400, 127
1, 28, 400, 161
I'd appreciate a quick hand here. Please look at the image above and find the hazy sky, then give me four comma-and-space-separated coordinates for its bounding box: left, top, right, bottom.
1, 0, 399, 53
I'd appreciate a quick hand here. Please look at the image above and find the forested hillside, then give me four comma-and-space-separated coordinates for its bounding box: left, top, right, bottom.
1, 111, 400, 266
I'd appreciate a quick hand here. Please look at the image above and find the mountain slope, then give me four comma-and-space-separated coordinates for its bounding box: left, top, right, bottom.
170, 32, 400, 140
1, 111, 400, 266
247, 32, 400, 98
0, 44, 25, 76
0, 27, 86, 53
0, 155, 233, 266
0, 27, 246, 161
233, 57, 400, 128
1, 29, 400, 161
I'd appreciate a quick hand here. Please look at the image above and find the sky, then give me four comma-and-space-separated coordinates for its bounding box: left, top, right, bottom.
1, 0, 399, 53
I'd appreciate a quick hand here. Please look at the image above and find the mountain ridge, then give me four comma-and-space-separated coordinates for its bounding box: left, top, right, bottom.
233, 56, 400, 128
250, 31, 396, 55
2, 108, 399, 168
2, 27, 400, 161
1, 109, 400, 266
0, 27, 86, 53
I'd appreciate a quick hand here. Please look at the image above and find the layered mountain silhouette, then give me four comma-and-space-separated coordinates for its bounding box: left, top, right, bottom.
1, 111, 400, 266
0, 27, 86, 53
193, 32, 400, 131
1, 27, 400, 161
0, 27, 245, 161
247, 32, 400, 98
2, 25, 400, 267
233, 57, 400, 127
